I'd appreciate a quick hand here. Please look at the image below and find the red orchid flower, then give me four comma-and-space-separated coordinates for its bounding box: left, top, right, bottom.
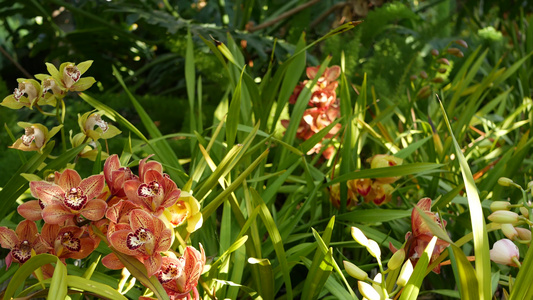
40, 223, 98, 260
158, 245, 206, 300
123, 157, 181, 216
108, 209, 172, 277
28, 169, 107, 225
390, 198, 449, 273
0, 220, 49, 268
104, 154, 138, 198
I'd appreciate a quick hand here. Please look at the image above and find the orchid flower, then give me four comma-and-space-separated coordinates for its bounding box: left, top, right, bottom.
27, 169, 107, 225
123, 156, 181, 216
108, 209, 173, 276
45, 60, 96, 92
104, 154, 138, 198
0, 220, 49, 268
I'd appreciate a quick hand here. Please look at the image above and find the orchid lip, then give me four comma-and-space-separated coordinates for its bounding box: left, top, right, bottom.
64, 187, 88, 211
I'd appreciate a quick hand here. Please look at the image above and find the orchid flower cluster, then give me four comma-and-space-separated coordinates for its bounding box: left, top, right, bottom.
486, 177, 533, 268
330, 154, 403, 210
343, 198, 449, 299
0, 154, 205, 300
281, 65, 342, 159
1, 61, 119, 158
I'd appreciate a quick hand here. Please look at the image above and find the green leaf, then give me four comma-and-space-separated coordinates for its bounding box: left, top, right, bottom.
449, 244, 479, 300
439, 100, 491, 300
4, 254, 58, 299
250, 188, 293, 299
67, 275, 128, 300
48, 258, 67, 300
400, 236, 438, 300
336, 209, 412, 223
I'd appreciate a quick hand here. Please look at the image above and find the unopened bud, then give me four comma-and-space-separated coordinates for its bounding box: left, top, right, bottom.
420, 71, 428, 79
358, 281, 381, 300
367, 239, 381, 259
410, 75, 418, 81
416, 85, 431, 98
437, 68, 447, 73
490, 201, 511, 211
520, 207, 529, 219
343, 261, 368, 280
397, 260, 414, 287
351, 227, 369, 247
447, 48, 464, 57
431, 77, 444, 83
387, 248, 405, 270
437, 58, 450, 65
501, 223, 518, 240
515, 227, 531, 241
498, 177, 514, 187
431, 49, 439, 56
454, 39, 468, 48
488, 210, 520, 225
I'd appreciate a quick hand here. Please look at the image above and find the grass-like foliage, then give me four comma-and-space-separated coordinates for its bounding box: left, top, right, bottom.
0, 1, 532, 300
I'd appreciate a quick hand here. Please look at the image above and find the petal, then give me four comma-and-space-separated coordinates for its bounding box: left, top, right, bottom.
109, 230, 139, 256
0, 227, 18, 249
17, 200, 44, 221
155, 227, 172, 253
81, 199, 107, 221
30, 181, 64, 205
102, 253, 125, 270
40, 223, 60, 242
325, 65, 341, 82
129, 209, 154, 232
106, 200, 138, 223
79, 174, 105, 200
144, 254, 162, 277
15, 220, 39, 242
42, 204, 74, 225
104, 154, 120, 184
57, 169, 82, 191
143, 169, 164, 185
65, 237, 96, 260
160, 189, 181, 210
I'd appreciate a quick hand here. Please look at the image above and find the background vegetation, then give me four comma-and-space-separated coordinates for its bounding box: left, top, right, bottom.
0, 0, 532, 299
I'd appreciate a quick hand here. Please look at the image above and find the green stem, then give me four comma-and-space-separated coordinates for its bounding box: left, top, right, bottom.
56, 98, 67, 153
34, 103, 56, 116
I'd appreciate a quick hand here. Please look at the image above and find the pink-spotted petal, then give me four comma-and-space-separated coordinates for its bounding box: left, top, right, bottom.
30, 181, 64, 205
102, 253, 125, 270
17, 200, 43, 221
63, 187, 88, 211
79, 174, 105, 200
160, 189, 181, 210
155, 227, 172, 253
109, 230, 139, 256
0, 227, 18, 249
144, 253, 163, 277
106, 200, 138, 223
57, 169, 82, 191
12, 241, 32, 264
80, 199, 107, 221
15, 220, 39, 243
129, 209, 154, 231
104, 154, 121, 184
143, 170, 164, 186
42, 204, 73, 225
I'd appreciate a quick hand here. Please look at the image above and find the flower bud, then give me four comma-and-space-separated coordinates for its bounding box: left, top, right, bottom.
397, 260, 414, 287
528, 181, 533, 197
447, 47, 464, 57
487, 210, 520, 225
520, 207, 529, 219
454, 39, 468, 48
351, 227, 369, 247
416, 85, 431, 98
436, 58, 450, 65
490, 201, 511, 211
431, 49, 439, 56
431, 77, 444, 83
490, 239, 520, 267
367, 239, 381, 260
358, 281, 381, 300
516, 227, 531, 241
387, 248, 405, 270
501, 223, 518, 240
498, 177, 514, 187
343, 260, 368, 280
409, 75, 418, 81
419, 71, 428, 79
437, 68, 447, 74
